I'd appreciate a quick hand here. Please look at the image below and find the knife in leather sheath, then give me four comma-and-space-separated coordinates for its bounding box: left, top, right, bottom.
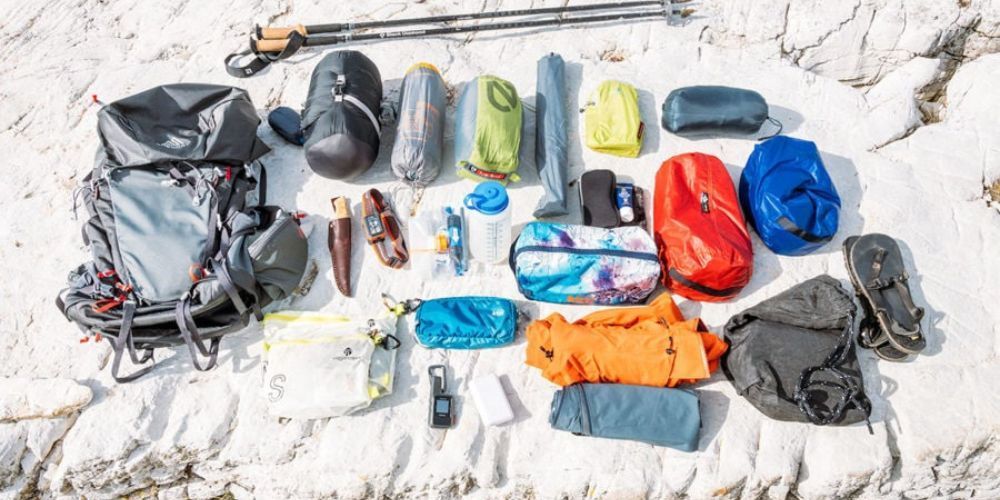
328, 197, 353, 296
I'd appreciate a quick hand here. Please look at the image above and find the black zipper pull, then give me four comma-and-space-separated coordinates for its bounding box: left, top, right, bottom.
700, 192, 710, 213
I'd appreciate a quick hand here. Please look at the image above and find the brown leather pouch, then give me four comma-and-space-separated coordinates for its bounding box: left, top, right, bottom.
328, 197, 353, 296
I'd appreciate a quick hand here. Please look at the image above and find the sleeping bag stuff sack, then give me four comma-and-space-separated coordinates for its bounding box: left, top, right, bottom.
526, 292, 728, 387
550, 384, 701, 451
584, 80, 644, 158
654, 153, 753, 302
740, 136, 840, 255
510, 222, 660, 305
454, 75, 522, 184
302, 50, 383, 180
722, 275, 872, 426
534, 53, 569, 218
391, 63, 446, 187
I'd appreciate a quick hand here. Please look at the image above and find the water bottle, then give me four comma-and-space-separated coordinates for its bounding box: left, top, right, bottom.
463, 181, 512, 264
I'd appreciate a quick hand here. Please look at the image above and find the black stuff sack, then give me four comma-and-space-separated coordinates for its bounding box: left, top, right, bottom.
302, 50, 383, 180
722, 275, 873, 427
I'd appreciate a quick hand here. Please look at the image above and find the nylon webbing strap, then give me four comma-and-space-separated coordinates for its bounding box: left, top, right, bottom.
668, 268, 743, 298
175, 295, 221, 372
776, 216, 830, 244
110, 301, 156, 383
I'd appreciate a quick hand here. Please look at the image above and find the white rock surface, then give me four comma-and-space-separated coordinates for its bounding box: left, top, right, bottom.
0, 378, 92, 422
1, 0, 999, 498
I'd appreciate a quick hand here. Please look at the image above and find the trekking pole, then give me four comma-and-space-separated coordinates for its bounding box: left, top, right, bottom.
226, 6, 691, 78
258, 9, 671, 52
257, 0, 669, 40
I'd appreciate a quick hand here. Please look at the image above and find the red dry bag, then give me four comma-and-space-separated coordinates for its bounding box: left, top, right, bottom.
653, 153, 753, 301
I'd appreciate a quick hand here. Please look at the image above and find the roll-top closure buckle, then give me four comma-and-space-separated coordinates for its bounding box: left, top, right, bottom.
332, 74, 346, 102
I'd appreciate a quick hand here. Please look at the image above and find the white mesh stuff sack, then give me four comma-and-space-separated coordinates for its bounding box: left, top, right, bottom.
262, 312, 399, 418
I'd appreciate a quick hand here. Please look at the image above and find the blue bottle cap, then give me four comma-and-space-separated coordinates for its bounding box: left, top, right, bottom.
463, 181, 509, 215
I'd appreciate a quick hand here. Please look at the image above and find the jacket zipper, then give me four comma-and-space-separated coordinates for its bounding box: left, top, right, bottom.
513, 245, 658, 263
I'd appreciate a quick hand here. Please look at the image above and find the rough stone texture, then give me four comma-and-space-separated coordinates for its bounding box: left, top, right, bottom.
0, 378, 92, 423
1, 0, 999, 498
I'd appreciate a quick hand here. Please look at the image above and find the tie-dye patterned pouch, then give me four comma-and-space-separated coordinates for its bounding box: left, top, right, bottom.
509, 222, 660, 305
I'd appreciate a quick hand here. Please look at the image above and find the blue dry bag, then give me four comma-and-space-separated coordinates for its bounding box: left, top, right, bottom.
739, 136, 840, 256
414, 297, 518, 349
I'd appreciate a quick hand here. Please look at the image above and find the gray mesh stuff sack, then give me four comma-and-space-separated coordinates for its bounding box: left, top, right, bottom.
722, 275, 873, 428
391, 63, 446, 187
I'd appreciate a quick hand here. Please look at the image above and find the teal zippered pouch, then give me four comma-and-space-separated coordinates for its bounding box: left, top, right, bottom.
414, 296, 517, 349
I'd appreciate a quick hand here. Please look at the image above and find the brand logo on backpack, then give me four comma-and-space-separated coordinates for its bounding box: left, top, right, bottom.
486, 80, 518, 113
159, 136, 191, 150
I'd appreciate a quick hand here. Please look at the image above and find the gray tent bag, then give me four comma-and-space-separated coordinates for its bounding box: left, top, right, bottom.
533, 53, 569, 217
57, 84, 309, 383
302, 50, 383, 180
722, 275, 872, 427
391, 63, 446, 187
661, 86, 779, 138
549, 383, 701, 451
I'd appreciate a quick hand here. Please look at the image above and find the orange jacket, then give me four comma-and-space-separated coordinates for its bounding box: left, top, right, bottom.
526, 293, 728, 387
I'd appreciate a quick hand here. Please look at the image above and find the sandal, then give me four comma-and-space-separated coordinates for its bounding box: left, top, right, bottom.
843, 234, 926, 358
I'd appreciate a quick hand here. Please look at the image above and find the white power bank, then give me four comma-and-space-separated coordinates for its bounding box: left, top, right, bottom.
469, 374, 514, 427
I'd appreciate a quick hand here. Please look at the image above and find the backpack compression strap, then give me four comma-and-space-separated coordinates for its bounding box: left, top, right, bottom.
109, 301, 157, 383
175, 294, 222, 371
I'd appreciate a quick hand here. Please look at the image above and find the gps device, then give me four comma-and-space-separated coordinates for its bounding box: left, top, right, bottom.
364, 214, 386, 240
428, 365, 454, 428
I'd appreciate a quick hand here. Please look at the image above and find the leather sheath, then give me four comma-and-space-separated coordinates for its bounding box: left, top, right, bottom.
328, 197, 353, 296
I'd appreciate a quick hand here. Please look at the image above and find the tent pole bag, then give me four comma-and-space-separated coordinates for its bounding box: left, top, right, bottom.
533, 53, 569, 217
302, 50, 383, 180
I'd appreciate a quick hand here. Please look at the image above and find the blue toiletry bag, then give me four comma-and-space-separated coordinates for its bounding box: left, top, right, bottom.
414, 296, 518, 349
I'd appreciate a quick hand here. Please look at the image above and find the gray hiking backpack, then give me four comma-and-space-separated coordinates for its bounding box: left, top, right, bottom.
57, 84, 309, 382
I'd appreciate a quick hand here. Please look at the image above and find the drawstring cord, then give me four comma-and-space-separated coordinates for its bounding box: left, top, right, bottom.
759, 117, 784, 140
794, 313, 874, 434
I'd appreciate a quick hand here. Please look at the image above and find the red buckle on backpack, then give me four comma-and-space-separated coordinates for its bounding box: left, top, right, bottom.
93, 295, 126, 313
189, 264, 208, 282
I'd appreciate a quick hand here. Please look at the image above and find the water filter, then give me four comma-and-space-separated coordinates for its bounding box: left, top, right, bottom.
463, 181, 512, 264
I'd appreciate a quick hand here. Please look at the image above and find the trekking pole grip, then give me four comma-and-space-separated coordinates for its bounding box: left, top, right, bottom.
257, 24, 308, 40
255, 38, 290, 53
